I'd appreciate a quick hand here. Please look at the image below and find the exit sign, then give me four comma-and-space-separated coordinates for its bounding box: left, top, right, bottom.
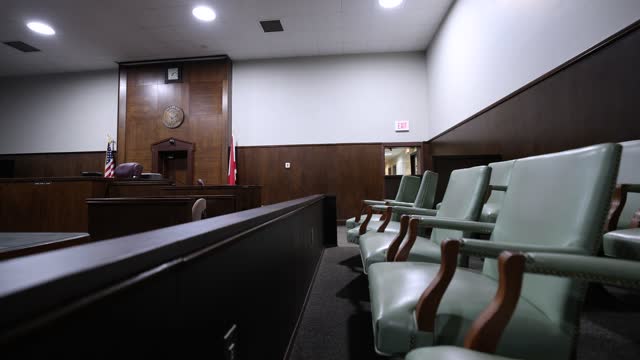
395, 120, 410, 132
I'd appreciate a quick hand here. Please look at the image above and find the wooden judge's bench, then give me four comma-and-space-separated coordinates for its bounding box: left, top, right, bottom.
0, 177, 261, 235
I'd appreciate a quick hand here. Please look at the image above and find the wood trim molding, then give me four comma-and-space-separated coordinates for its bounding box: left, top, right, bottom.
428, 18, 640, 142
118, 54, 229, 66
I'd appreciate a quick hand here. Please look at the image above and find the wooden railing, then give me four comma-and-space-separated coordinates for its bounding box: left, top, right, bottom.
0, 195, 336, 359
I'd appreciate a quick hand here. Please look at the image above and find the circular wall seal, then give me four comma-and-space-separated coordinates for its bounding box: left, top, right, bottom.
162, 105, 185, 129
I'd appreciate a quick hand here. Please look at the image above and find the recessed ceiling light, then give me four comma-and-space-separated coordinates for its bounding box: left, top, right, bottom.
192, 6, 216, 22
379, 0, 404, 9
26, 22, 55, 35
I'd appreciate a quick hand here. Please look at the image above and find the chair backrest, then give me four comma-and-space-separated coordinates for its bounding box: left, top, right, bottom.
483, 143, 621, 327
617, 140, 640, 229
412, 170, 439, 209
114, 162, 143, 179
191, 198, 207, 221
395, 175, 422, 203
479, 160, 515, 223
431, 166, 490, 245
389, 175, 420, 222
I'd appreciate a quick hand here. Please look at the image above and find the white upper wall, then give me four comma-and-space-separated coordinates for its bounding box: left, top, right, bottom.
425, 0, 640, 139
232, 52, 428, 146
0, 70, 118, 154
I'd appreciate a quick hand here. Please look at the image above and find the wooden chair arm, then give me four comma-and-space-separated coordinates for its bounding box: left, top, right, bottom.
606, 184, 640, 231
464, 252, 525, 353
359, 206, 373, 235
355, 202, 367, 222
606, 185, 626, 231
377, 206, 393, 232
414, 239, 461, 332
386, 215, 410, 261
393, 217, 420, 261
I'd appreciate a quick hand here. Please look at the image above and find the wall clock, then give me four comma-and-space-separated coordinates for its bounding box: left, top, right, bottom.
165, 65, 182, 83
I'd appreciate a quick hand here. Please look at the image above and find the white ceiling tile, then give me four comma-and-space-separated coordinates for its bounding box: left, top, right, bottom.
0, 0, 453, 75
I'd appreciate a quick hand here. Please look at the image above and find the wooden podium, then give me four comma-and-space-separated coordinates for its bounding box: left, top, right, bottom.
151, 138, 194, 185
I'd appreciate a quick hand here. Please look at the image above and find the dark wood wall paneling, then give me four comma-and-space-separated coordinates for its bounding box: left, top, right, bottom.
427, 19, 640, 161
118, 58, 231, 185
237, 143, 384, 221
0, 152, 108, 178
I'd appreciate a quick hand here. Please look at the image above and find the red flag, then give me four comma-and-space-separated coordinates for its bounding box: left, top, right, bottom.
228, 134, 236, 185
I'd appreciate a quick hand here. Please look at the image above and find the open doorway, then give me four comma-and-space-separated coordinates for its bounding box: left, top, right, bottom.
383, 143, 421, 199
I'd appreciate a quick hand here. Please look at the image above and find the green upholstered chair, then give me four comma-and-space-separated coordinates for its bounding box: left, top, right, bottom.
356, 166, 489, 272
603, 227, 640, 260
432, 160, 513, 222
404, 249, 640, 360
367, 143, 621, 358
345, 175, 421, 230
479, 160, 514, 223
346, 171, 438, 244
407, 347, 516, 360
603, 140, 640, 259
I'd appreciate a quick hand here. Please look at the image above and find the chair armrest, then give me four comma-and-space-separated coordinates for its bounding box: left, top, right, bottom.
523, 252, 640, 288
458, 238, 589, 258
371, 205, 438, 216
411, 216, 495, 234
393, 206, 438, 216
363, 199, 386, 206
623, 183, 640, 193
385, 200, 416, 207
455, 250, 640, 353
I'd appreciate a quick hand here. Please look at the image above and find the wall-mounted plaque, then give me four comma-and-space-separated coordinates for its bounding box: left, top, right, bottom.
162, 105, 184, 129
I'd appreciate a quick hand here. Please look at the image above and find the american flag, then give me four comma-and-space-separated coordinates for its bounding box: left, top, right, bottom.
104, 140, 115, 178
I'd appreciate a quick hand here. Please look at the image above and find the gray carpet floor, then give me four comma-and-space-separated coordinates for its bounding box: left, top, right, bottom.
289, 227, 640, 360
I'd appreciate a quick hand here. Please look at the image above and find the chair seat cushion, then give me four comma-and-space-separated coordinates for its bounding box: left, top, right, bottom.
365, 220, 401, 233
359, 232, 397, 272
347, 227, 370, 244
345, 215, 383, 230
347, 220, 401, 244
406, 346, 515, 360
360, 233, 448, 273
368, 262, 572, 358
603, 228, 640, 260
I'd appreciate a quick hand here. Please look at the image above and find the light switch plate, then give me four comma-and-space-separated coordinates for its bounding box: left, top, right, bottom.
285, 162, 291, 169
